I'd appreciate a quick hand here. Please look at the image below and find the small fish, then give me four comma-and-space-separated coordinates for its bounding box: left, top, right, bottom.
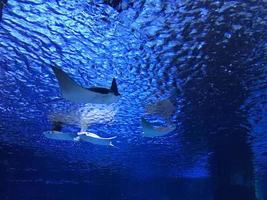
141, 117, 176, 138
43, 131, 77, 141
77, 131, 117, 147
51, 66, 120, 104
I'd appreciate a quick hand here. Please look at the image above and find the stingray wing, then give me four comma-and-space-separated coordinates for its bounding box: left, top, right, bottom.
141, 118, 176, 137
52, 66, 83, 92
78, 131, 116, 140
51, 66, 119, 104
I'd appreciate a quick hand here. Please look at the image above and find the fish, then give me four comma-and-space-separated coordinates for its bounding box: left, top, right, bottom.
51, 66, 120, 104
141, 117, 176, 138
77, 131, 117, 147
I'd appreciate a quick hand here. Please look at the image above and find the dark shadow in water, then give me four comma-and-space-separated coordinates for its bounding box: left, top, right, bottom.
104, 0, 121, 9
0, 143, 213, 200
103, 0, 140, 13
0, 0, 7, 21
178, 2, 262, 199
182, 75, 256, 199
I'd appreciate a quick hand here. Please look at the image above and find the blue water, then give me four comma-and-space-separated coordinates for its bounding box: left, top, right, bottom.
0, 0, 267, 199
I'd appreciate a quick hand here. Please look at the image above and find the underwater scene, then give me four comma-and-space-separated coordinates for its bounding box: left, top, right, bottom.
0, 0, 267, 199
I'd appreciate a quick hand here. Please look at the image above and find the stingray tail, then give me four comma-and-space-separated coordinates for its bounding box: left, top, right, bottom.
109, 141, 120, 149
107, 136, 117, 140
108, 136, 119, 148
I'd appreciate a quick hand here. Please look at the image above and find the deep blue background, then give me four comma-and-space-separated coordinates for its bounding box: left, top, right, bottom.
0, 0, 267, 199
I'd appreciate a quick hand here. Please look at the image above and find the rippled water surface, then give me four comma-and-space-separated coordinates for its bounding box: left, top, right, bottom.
1, 0, 267, 199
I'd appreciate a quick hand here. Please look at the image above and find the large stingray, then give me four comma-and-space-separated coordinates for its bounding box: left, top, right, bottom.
51, 66, 120, 104
141, 117, 176, 138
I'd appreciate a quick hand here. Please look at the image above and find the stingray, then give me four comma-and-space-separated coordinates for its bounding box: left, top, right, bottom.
141, 117, 176, 138
77, 131, 117, 147
145, 99, 175, 120
51, 66, 120, 104
43, 130, 117, 147
44, 121, 117, 147
43, 130, 78, 141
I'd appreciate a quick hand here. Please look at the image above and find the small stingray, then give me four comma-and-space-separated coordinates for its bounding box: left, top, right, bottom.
77, 131, 116, 147
145, 99, 175, 120
51, 66, 120, 104
43, 130, 117, 147
43, 131, 77, 141
141, 117, 176, 138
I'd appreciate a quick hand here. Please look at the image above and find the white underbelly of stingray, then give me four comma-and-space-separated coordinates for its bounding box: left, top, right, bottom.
62, 88, 119, 104
78, 135, 111, 146
43, 131, 75, 141
143, 126, 176, 138
143, 129, 168, 137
